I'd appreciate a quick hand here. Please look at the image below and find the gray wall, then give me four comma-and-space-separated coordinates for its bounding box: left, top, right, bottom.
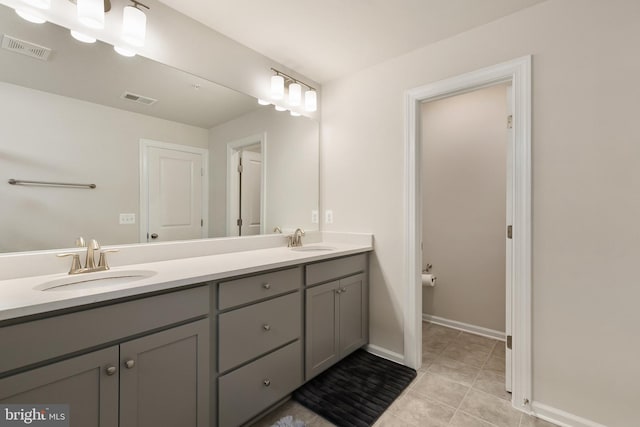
422, 84, 507, 333
320, 1, 640, 425
0, 82, 208, 252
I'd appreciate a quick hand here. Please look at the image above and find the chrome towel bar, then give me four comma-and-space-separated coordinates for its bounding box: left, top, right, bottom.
8, 179, 96, 189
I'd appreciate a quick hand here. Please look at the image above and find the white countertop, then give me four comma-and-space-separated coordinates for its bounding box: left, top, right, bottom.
0, 242, 372, 322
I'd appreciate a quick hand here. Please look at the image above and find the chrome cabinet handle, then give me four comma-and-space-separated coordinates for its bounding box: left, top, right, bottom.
263, 379, 271, 387
341, 287, 347, 293
150, 233, 159, 239
124, 359, 135, 369
263, 283, 271, 290
105, 365, 117, 376
335, 289, 341, 294
263, 324, 271, 331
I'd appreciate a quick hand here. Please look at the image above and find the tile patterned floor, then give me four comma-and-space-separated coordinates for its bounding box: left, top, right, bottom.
251, 323, 557, 427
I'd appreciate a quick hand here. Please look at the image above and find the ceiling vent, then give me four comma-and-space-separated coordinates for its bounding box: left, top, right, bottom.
1, 35, 52, 61
121, 91, 158, 106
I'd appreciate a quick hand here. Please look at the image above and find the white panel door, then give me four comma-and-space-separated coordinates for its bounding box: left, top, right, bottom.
146, 146, 204, 242
240, 150, 262, 236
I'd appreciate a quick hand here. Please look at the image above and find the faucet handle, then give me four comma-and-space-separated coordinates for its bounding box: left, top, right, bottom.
98, 249, 119, 270
57, 253, 82, 274
75, 237, 86, 248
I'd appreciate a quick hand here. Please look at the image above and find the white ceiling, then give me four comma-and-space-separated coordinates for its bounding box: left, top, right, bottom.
158, 0, 547, 83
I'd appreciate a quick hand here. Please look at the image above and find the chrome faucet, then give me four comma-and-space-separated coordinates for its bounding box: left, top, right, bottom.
57, 237, 119, 275
288, 228, 305, 247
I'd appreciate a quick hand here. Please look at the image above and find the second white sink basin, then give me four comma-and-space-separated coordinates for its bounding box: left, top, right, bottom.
35, 269, 157, 292
291, 245, 337, 252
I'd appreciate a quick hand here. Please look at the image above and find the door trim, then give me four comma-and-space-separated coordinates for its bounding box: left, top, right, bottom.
403, 56, 532, 412
139, 139, 209, 243
225, 133, 267, 236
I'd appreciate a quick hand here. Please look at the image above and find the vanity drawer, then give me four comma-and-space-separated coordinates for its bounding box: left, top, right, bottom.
218, 292, 301, 372
305, 253, 367, 286
218, 340, 302, 427
218, 267, 301, 310
0, 286, 209, 375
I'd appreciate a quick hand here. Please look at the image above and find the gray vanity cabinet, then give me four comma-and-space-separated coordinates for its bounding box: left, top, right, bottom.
0, 347, 119, 427
0, 286, 210, 427
305, 255, 369, 380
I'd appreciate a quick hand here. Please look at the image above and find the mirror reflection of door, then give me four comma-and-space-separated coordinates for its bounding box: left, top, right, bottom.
230, 145, 262, 236
141, 140, 209, 243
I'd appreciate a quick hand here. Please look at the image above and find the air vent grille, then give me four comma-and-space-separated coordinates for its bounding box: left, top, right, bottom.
121, 91, 158, 106
1, 35, 51, 61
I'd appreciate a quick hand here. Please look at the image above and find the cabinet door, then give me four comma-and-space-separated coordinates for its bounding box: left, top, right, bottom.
119, 319, 209, 427
339, 273, 367, 357
305, 280, 339, 380
0, 347, 119, 427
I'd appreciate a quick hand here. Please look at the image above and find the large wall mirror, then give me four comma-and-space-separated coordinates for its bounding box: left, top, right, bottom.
0, 4, 319, 253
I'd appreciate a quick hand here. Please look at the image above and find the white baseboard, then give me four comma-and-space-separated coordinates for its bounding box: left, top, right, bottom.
365, 344, 405, 365
532, 402, 608, 427
422, 314, 506, 341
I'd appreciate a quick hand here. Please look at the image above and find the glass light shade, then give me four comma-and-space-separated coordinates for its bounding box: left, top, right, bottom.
15, 8, 46, 23
70, 30, 96, 43
114, 45, 136, 57
122, 6, 146, 47
271, 75, 284, 100
305, 90, 317, 112
22, 0, 50, 10
258, 99, 270, 106
77, 0, 104, 29
290, 111, 301, 117
274, 105, 287, 112
288, 83, 302, 106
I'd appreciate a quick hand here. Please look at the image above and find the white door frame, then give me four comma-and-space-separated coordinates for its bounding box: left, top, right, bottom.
139, 139, 210, 243
403, 56, 532, 412
225, 133, 267, 236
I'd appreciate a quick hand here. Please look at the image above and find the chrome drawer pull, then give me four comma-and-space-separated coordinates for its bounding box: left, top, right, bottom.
105, 365, 117, 376
263, 379, 271, 387
263, 324, 271, 331
124, 359, 135, 369
263, 283, 271, 290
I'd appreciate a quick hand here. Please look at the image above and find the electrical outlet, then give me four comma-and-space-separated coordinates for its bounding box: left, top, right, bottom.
119, 213, 136, 225
311, 210, 319, 224
325, 210, 333, 224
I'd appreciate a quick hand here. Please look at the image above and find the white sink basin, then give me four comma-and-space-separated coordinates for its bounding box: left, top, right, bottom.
35, 270, 157, 292
291, 245, 337, 252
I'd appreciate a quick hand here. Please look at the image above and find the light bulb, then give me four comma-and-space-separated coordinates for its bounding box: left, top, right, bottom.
305, 90, 317, 112
288, 83, 302, 106
290, 111, 301, 117
271, 75, 284, 100
70, 30, 96, 43
274, 105, 286, 112
77, 0, 104, 29
15, 8, 46, 23
21, 0, 50, 9
258, 99, 270, 106
114, 45, 136, 57
122, 5, 146, 47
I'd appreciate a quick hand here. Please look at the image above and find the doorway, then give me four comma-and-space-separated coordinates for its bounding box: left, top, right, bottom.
139, 139, 209, 243
403, 56, 532, 412
226, 134, 266, 236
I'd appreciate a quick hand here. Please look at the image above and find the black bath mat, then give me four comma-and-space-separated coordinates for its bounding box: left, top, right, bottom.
292, 350, 416, 427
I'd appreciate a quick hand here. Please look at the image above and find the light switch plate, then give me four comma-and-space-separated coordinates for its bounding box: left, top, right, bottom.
311, 210, 319, 224
119, 213, 136, 225
325, 210, 333, 224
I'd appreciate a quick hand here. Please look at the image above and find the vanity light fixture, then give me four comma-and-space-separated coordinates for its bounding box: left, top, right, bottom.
271, 75, 284, 100
15, 8, 46, 23
274, 105, 287, 112
122, 0, 149, 47
114, 45, 136, 57
270, 68, 317, 112
21, 0, 50, 10
77, 0, 105, 29
290, 111, 301, 117
70, 30, 96, 43
258, 99, 270, 106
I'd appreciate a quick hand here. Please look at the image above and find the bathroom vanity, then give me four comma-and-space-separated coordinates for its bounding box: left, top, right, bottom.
0, 241, 371, 427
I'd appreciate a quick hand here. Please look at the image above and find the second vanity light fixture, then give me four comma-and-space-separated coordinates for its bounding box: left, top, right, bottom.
265, 68, 317, 115
14, 0, 149, 57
